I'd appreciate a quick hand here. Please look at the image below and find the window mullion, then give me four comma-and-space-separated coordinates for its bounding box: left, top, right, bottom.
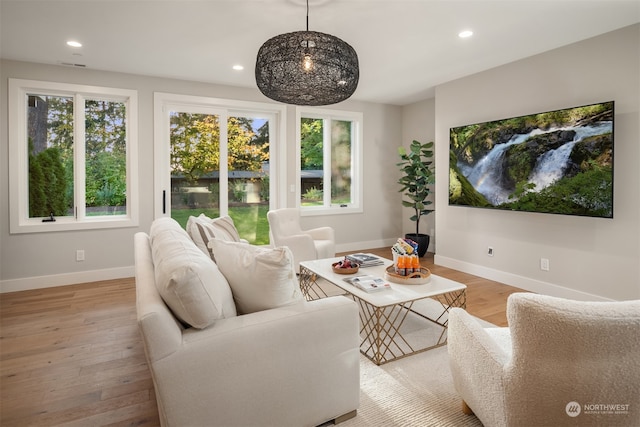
219, 112, 229, 217
323, 118, 332, 208
75, 95, 86, 221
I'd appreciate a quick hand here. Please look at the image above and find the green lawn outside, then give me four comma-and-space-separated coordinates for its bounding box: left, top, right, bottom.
171, 205, 270, 245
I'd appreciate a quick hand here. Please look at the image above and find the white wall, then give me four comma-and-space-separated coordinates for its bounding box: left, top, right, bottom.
433, 24, 640, 301
0, 59, 403, 291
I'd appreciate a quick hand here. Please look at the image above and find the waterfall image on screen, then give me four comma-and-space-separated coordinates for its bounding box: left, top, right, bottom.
448, 101, 614, 218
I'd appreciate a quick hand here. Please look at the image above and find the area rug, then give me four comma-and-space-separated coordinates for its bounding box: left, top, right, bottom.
341, 347, 483, 427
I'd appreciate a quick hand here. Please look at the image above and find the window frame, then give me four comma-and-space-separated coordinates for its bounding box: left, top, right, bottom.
296, 107, 363, 216
153, 92, 287, 219
8, 79, 139, 233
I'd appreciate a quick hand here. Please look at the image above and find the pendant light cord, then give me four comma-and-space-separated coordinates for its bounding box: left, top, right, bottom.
306, 0, 309, 31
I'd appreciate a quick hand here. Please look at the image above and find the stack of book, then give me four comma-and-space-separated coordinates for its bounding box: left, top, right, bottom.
346, 253, 384, 267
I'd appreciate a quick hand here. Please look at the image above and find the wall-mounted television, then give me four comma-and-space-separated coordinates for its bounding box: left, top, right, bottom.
448, 101, 614, 218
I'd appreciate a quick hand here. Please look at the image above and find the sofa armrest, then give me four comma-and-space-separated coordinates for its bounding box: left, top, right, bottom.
151, 296, 360, 427
134, 232, 183, 361
448, 308, 510, 427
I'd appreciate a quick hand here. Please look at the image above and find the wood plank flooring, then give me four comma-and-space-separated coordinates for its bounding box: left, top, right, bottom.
1, 249, 525, 426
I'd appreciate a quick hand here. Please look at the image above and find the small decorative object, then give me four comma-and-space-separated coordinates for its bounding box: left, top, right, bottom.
332, 256, 360, 275
255, 0, 359, 106
397, 140, 435, 257
384, 265, 431, 285
391, 238, 418, 266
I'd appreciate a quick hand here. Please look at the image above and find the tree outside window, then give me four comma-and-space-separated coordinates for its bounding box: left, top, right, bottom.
298, 109, 362, 214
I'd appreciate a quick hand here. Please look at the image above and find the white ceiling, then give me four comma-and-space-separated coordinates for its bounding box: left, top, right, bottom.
1, 0, 639, 106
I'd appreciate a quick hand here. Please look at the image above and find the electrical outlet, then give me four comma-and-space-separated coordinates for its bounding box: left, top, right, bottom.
76, 250, 85, 262
487, 246, 494, 257
540, 258, 550, 271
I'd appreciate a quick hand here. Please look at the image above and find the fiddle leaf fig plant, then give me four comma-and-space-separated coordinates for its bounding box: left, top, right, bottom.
397, 140, 435, 236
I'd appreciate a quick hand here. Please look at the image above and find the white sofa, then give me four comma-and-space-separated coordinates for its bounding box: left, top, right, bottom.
134, 217, 360, 426
448, 292, 640, 427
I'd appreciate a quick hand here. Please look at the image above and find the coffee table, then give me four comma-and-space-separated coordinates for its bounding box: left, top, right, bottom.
299, 256, 466, 365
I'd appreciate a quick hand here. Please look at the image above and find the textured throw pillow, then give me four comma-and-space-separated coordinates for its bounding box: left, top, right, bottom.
150, 217, 237, 328
187, 214, 241, 259
208, 239, 304, 315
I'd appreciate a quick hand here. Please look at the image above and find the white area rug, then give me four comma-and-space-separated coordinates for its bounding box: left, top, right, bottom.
342, 348, 483, 427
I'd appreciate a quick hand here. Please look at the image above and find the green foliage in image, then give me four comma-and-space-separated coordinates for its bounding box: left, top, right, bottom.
230, 180, 247, 203
448, 151, 492, 207
300, 118, 323, 170
29, 143, 70, 217
397, 140, 435, 235
303, 187, 323, 201
170, 113, 268, 184
450, 102, 613, 165
500, 165, 612, 217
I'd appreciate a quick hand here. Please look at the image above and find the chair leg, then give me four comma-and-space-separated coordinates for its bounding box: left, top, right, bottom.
462, 400, 474, 416
334, 410, 357, 424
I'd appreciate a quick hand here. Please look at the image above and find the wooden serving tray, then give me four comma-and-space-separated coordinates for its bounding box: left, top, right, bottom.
384, 265, 431, 285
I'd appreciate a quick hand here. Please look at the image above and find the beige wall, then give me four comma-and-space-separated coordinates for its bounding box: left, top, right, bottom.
433, 24, 640, 301
0, 60, 403, 291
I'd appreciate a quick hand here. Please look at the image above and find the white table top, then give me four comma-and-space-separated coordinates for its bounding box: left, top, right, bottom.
300, 255, 466, 307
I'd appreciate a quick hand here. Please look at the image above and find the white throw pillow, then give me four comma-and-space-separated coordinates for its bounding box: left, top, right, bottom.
208, 239, 304, 315
187, 214, 241, 259
150, 217, 237, 328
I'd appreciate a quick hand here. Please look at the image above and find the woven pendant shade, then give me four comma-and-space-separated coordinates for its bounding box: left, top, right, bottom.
255, 5, 359, 106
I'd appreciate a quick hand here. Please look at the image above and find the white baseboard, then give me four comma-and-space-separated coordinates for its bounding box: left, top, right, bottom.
0, 266, 135, 293
336, 238, 397, 254
434, 254, 612, 302
1, 238, 397, 294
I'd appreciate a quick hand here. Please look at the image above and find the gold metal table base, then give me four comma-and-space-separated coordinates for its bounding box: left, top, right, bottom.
299, 266, 467, 365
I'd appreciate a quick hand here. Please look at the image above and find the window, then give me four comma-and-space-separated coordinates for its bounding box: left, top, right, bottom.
297, 108, 363, 215
154, 93, 286, 244
9, 79, 138, 233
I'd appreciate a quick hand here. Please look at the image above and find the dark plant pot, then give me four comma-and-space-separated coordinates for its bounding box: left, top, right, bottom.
404, 233, 430, 258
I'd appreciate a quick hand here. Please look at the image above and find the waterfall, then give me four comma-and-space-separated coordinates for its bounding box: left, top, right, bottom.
459, 122, 611, 205
530, 141, 576, 191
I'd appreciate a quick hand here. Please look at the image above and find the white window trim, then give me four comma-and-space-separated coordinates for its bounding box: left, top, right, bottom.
296, 107, 363, 216
8, 79, 139, 234
153, 92, 287, 219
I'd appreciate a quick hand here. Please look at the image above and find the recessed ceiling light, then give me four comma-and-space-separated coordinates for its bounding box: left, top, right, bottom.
458, 30, 473, 39
67, 40, 82, 47
232, 65, 244, 71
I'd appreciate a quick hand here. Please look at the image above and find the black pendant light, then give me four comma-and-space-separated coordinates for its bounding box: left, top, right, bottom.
255, 0, 359, 106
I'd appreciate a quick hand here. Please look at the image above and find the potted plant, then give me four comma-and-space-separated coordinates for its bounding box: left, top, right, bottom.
397, 140, 435, 257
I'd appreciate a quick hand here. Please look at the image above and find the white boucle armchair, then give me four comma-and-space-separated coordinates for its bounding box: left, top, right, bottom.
448, 293, 640, 427
267, 208, 335, 272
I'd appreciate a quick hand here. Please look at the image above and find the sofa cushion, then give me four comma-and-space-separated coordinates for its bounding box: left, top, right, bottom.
187, 214, 241, 259
150, 217, 237, 328
209, 239, 304, 315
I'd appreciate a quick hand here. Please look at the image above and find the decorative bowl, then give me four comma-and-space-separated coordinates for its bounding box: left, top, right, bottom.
332, 262, 359, 275
384, 265, 431, 285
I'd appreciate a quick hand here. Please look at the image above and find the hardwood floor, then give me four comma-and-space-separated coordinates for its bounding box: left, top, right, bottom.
0, 249, 525, 426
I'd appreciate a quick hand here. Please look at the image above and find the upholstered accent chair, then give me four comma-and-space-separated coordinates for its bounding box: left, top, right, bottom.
267, 208, 335, 272
448, 293, 640, 427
